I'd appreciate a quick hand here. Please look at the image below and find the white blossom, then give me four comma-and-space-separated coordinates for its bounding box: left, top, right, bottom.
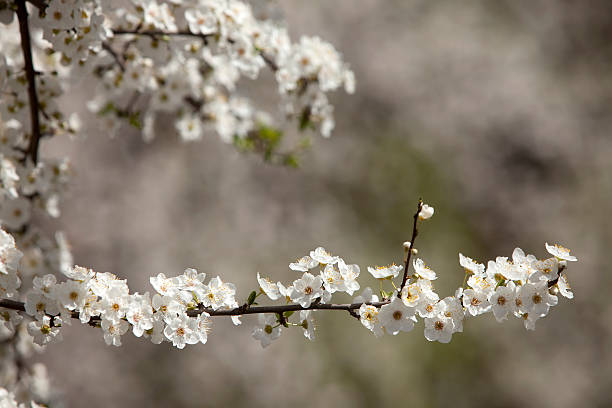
545, 243, 577, 262
367, 264, 402, 280
252, 313, 281, 348
378, 297, 415, 335
289, 272, 324, 308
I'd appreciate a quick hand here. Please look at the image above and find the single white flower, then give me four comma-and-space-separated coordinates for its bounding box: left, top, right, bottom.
545, 243, 577, 262
320, 264, 346, 293
416, 290, 440, 318
367, 264, 402, 280
63, 265, 95, 281
434, 296, 465, 332
359, 304, 383, 337
55, 280, 88, 311
413, 258, 437, 280
32, 274, 57, 296
518, 281, 558, 318
299, 310, 316, 340
556, 275, 573, 299
27, 316, 62, 346
462, 288, 491, 316
152, 294, 187, 320
24, 292, 59, 319
487, 257, 527, 282
193, 312, 211, 344
489, 283, 517, 322
257, 272, 281, 300
175, 268, 206, 292
309, 247, 338, 265
528, 258, 558, 283
423, 314, 454, 343
418, 204, 434, 220
126, 294, 154, 337
378, 297, 415, 335
338, 259, 360, 295
252, 313, 281, 348
101, 318, 129, 347
289, 255, 318, 272
150, 273, 179, 297
400, 282, 422, 308
459, 253, 485, 275
467, 274, 495, 298
163, 315, 199, 349
198, 276, 237, 310
289, 272, 324, 308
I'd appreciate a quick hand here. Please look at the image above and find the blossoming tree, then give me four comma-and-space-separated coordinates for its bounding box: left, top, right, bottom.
0, 0, 577, 406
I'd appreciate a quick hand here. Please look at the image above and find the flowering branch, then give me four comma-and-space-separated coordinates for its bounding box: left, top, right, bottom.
16, 0, 42, 164
399, 199, 423, 293
110, 28, 278, 71
0, 297, 390, 318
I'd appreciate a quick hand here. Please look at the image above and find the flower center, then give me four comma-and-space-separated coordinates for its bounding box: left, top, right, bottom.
532, 294, 542, 304
264, 325, 273, 334
304, 286, 313, 295
470, 297, 481, 306
176, 327, 185, 337
392, 311, 402, 320
497, 296, 506, 306
434, 321, 444, 331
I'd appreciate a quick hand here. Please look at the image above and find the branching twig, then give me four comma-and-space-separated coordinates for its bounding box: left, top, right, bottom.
398, 200, 423, 295
102, 42, 125, 72
111, 29, 278, 72
16, 0, 42, 164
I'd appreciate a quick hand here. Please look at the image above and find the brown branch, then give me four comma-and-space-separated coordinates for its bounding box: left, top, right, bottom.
111, 29, 278, 72
16, 0, 42, 164
112, 29, 212, 42
0, 297, 386, 321
101, 42, 125, 72
547, 263, 567, 288
398, 199, 423, 295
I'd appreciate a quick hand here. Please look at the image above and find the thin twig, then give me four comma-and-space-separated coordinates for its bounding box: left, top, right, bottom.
16, 0, 42, 164
111, 29, 278, 72
398, 200, 423, 295
547, 263, 567, 288
112, 29, 212, 42
102, 42, 125, 72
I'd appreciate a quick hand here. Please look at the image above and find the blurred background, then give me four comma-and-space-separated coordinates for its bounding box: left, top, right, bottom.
35, 0, 610, 407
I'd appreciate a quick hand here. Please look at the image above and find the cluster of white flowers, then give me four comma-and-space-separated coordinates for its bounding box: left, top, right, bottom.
0, 1, 581, 406
0, 386, 45, 408
0, 0, 354, 153
0, 199, 578, 352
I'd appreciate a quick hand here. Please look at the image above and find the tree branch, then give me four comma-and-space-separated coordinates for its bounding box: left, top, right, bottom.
16, 0, 42, 164
0, 297, 385, 321
111, 29, 278, 72
398, 199, 423, 294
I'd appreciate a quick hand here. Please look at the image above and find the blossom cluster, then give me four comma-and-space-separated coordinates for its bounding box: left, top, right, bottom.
0, 217, 577, 351
0, 0, 354, 160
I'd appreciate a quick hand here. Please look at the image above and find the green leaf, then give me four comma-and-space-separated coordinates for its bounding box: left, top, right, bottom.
247, 291, 257, 305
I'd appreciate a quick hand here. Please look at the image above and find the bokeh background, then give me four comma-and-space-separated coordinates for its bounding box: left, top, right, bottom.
33, 0, 611, 407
